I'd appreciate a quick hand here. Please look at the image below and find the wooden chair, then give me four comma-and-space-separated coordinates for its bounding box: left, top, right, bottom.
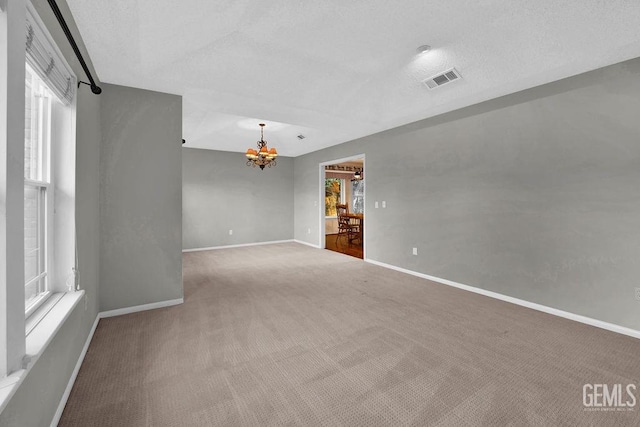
336, 204, 359, 245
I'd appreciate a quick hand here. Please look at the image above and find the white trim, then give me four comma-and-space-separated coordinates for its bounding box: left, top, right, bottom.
365, 258, 640, 340
99, 298, 184, 319
0, 370, 25, 415
182, 239, 294, 253
25, 292, 83, 360
24, 178, 50, 188
0, 291, 83, 414
293, 239, 321, 249
50, 314, 99, 427
318, 154, 367, 167
24, 288, 51, 320
318, 154, 366, 257
50, 296, 189, 425
25, 291, 59, 335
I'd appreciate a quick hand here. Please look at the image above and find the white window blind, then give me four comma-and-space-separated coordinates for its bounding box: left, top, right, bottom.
25, 10, 75, 105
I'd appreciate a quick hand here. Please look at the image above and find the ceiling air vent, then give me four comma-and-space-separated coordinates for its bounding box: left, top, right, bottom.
423, 68, 462, 89
297, 134, 306, 140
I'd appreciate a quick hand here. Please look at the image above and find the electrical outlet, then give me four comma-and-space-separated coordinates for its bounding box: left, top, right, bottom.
412, 247, 418, 255
636, 287, 640, 301
229, 229, 233, 235
375, 201, 379, 209
314, 201, 318, 206
307, 228, 311, 234
382, 201, 386, 208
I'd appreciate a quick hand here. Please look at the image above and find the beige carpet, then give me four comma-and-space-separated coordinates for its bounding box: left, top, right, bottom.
60, 243, 640, 426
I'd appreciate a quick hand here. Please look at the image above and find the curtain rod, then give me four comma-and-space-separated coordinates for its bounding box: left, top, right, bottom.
47, 0, 101, 94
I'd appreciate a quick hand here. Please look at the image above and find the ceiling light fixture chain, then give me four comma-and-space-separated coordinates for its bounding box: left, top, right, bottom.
245, 123, 278, 170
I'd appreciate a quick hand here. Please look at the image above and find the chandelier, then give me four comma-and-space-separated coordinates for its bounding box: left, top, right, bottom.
245, 123, 278, 170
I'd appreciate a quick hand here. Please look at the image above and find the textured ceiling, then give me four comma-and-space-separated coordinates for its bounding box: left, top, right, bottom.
67, 0, 640, 156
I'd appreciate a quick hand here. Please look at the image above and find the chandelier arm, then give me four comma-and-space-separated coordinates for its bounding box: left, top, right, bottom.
246, 123, 276, 170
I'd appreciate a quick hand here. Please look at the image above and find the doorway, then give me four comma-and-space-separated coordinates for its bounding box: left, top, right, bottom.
319, 155, 365, 259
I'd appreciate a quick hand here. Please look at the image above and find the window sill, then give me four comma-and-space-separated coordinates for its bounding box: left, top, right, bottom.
0, 290, 84, 414
25, 290, 84, 356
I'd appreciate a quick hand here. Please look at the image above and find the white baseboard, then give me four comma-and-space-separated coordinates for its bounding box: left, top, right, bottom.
50, 314, 100, 427
183, 239, 294, 253
293, 239, 321, 249
99, 298, 184, 318
50, 297, 185, 425
365, 258, 640, 340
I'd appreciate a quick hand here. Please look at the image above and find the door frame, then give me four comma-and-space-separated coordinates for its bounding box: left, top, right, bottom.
319, 154, 366, 258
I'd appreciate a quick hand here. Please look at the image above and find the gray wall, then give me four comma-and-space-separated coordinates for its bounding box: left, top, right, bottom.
100, 84, 183, 311
295, 57, 640, 331
183, 148, 294, 249
0, 0, 101, 425
0, 302, 94, 426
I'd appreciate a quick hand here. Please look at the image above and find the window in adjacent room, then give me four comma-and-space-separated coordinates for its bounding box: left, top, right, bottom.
351, 179, 364, 214
325, 178, 345, 217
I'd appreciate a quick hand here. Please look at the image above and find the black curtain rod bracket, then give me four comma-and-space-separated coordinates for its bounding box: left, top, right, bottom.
48, 0, 101, 95
78, 80, 102, 94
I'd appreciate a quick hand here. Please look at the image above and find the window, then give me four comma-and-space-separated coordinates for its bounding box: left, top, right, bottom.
0, 0, 81, 387
21, 4, 78, 321
24, 64, 53, 315
351, 179, 364, 214
325, 178, 345, 217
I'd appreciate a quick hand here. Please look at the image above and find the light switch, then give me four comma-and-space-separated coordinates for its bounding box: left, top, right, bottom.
375, 201, 379, 209
382, 201, 386, 208
412, 247, 418, 255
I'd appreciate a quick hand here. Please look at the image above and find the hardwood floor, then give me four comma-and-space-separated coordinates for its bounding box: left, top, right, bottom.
325, 233, 363, 259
